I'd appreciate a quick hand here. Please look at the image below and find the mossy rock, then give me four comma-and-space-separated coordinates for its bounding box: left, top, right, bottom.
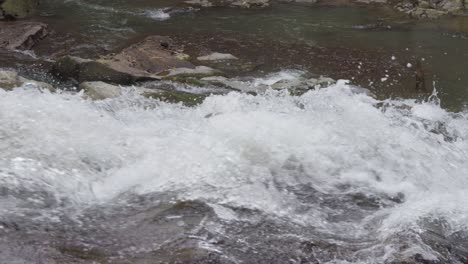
1, 0, 38, 19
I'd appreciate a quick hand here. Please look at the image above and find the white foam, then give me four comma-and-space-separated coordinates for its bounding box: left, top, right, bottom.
144, 9, 171, 21
1, 78, 468, 255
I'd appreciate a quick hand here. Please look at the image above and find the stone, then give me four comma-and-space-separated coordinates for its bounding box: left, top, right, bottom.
0, 0, 38, 19
53, 56, 136, 84
200, 76, 246, 91
97, 35, 194, 78
79, 81, 122, 100
0, 21, 48, 50
140, 88, 205, 106
184, 0, 214, 7
396, 0, 465, 18
53, 36, 194, 84
17, 76, 55, 92
197, 52, 239, 61
0, 69, 55, 92
184, 0, 270, 8
158, 66, 220, 87
165, 66, 219, 77
439, 0, 465, 12
78, 80, 205, 106
277, 0, 318, 4
314, 76, 337, 87
0, 70, 18, 90
410, 7, 448, 18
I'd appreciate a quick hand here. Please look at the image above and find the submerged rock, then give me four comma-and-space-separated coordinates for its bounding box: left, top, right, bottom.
197, 52, 239, 61
0, 69, 54, 91
196, 54, 261, 76
79, 81, 205, 106
80, 81, 122, 100
0, 21, 48, 50
141, 88, 206, 106
0, 70, 17, 90
165, 66, 219, 77
53, 36, 195, 85
17, 76, 55, 92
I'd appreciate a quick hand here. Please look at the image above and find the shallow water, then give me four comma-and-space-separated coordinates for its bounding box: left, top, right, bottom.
2, 1, 468, 263
1, 77, 468, 263
29, 0, 468, 110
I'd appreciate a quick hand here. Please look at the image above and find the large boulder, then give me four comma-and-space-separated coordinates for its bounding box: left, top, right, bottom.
97, 36, 194, 78
0, 21, 48, 50
0, 0, 38, 20
52, 56, 137, 84
53, 36, 194, 84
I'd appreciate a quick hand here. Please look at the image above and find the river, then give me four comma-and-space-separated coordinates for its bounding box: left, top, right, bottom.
1, 1, 468, 263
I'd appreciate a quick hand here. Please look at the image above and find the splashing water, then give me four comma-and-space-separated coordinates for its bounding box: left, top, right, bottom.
1, 78, 468, 263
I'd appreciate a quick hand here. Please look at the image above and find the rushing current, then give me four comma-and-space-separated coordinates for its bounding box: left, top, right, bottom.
1, 74, 468, 263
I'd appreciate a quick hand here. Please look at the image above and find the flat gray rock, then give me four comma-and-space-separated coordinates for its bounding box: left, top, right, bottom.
0, 21, 48, 50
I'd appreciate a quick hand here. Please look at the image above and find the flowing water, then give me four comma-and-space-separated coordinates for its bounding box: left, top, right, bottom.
1, 1, 468, 263
28, 0, 468, 110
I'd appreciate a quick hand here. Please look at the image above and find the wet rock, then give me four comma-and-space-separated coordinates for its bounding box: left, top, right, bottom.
200, 59, 261, 76
396, 0, 465, 18
156, 66, 220, 87
277, 0, 318, 4
141, 88, 206, 106
200, 76, 235, 87
79, 80, 205, 106
53, 56, 138, 85
98, 36, 194, 78
269, 75, 336, 93
165, 65, 219, 77
409, 7, 449, 18
185, 0, 270, 8
0, 0, 38, 20
159, 65, 219, 84
0, 70, 18, 90
197, 52, 239, 61
309, 76, 337, 87
17, 76, 55, 92
0, 69, 54, 91
184, 0, 214, 7
53, 36, 195, 85
0, 21, 48, 50
79, 81, 122, 100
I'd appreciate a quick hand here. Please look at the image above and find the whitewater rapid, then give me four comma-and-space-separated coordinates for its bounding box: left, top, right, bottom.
1, 79, 468, 263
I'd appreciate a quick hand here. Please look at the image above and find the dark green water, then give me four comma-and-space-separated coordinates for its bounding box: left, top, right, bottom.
29, 1, 468, 109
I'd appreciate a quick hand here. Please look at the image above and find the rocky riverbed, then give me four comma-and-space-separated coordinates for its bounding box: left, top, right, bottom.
1, 0, 468, 263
